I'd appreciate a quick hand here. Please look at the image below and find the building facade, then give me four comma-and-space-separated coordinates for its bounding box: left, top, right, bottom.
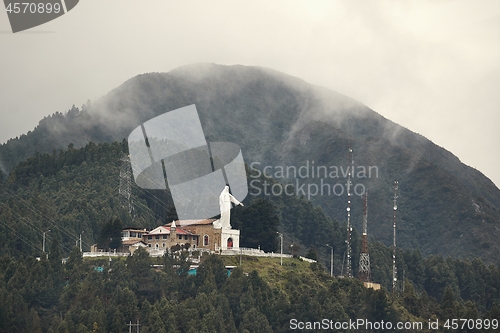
142, 219, 240, 252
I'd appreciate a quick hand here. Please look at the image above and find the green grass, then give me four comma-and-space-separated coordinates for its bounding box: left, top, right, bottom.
82, 253, 328, 291
220, 255, 323, 288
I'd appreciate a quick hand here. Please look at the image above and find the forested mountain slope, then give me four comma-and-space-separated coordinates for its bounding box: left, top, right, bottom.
0, 132, 499, 333
1, 251, 499, 333
0, 141, 343, 261
0, 64, 499, 263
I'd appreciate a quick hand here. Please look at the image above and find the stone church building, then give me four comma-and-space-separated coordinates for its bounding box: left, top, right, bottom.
122, 218, 240, 253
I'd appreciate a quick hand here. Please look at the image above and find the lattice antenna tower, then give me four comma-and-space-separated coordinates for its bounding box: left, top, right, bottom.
392, 180, 399, 293
358, 191, 371, 282
345, 145, 353, 278
119, 154, 135, 219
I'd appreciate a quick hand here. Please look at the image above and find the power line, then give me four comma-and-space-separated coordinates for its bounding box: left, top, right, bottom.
0, 151, 170, 255
0, 203, 73, 253
0, 184, 87, 249
0, 219, 41, 253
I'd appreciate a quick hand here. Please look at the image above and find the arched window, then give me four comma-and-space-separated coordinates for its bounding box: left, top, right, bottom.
203, 235, 209, 246
227, 238, 233, 249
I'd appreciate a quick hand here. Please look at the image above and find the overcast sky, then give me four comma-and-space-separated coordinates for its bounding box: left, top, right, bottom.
1, 0, 499, 187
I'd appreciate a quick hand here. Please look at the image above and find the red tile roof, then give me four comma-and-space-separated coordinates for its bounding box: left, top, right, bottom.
175, 228, 196, 235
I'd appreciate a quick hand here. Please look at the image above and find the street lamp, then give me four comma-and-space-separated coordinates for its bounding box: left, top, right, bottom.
79, 230, 85, 252
277, 232, 283, 265
326, 244, 334, 276
43, 229, 51, 254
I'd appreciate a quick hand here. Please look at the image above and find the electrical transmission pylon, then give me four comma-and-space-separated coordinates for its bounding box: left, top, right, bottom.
345, 146, 353, 278
119, 154, 135, 219
358, 191, 371, 282
392, 180, 399, 294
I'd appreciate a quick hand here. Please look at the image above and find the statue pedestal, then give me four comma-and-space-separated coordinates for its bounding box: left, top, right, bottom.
200, 219, 240, 251
220, 228, 240, 250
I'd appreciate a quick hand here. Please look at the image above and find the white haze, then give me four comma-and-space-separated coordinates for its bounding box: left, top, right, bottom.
0, 0, 499, 187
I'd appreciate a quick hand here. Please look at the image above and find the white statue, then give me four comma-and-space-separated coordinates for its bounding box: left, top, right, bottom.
219, 185, 243, 229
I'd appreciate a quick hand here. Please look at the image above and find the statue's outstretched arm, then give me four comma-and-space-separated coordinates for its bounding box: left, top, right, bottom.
228, 194, 244, 206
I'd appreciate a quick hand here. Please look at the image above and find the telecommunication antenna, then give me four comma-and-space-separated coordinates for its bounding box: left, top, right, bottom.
119, 155, 135, 219
392, 180, 399, 294
345, 146, 353, 278
358, 191, 371, 282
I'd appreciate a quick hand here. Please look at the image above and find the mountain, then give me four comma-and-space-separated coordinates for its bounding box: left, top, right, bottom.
0, 63, 499, 263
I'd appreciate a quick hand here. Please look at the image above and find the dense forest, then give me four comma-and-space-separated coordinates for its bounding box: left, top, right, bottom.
0, 140, 340, 258
1, 249, 499, 333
